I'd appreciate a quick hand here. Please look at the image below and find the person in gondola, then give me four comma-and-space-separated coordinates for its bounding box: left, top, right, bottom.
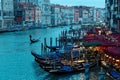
29, 35, 32, 41
29, 34, 39, 43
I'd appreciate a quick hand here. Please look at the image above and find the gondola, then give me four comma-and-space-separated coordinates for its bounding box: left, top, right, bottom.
43, 61, 96, 74
31, 51, 97, 74
46, 45, 61, 51
106, 69, 120, 80
31, 51, 61, 64
29, 35, 39, 43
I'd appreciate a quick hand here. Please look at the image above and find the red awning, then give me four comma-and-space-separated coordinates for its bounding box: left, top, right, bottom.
102, 41, 116, 47
105, 47, 120, 59
84, 35, 106, 42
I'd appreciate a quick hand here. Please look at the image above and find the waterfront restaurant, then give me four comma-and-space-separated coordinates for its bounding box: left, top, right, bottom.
84, 27, 120, 72
101, 47, 120, 70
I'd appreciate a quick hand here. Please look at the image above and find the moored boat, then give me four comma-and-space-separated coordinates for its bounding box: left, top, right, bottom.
106, 69, 120, 80
31, 48, 97, 74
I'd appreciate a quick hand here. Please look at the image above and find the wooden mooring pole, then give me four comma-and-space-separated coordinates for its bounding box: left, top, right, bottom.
56, 38, 57, 46
50, 37, 52, 52
44, 38, 47, 52
41, 43, 43, 53
50, 37, 52, 47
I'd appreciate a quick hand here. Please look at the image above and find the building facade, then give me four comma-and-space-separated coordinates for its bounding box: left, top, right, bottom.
79, 6, 96, 25
73, 6, 105, 27
96, 8, 106, 26
62, 6, 74, 25
38, 0, 51, 27
51, 4, 74, 26
14, 0, 41, 27
0, 0, 14, 28
67, 6, 74, 25
51, 4, 62, 26
105, 0, 120, 32
24, 3, 35, 27
35, 6, 41, 27
74, 6, 79, 24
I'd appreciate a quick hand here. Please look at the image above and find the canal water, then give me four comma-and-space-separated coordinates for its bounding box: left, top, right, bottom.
0, 26, 111, 80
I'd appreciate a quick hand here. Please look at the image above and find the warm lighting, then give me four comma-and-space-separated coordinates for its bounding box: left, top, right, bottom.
74, 60, 85, 63
115, 63, 118, 66
116, 59, 120, 62
106, 31, 111, 35
106, 54, 109, 57
109, 56, 112, 59
89, 47, 92, 50
98, 30, 101, 35
113, 58, 115, 60
101, 61, 107, 66
104, 26, 107, 28
82, 46, 85, 49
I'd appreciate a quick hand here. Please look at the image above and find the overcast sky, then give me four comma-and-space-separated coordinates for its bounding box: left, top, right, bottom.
50, 0, 105, 8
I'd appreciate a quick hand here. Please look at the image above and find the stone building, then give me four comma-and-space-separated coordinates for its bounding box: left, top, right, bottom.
0, 0, 14, 28
51, 4, 74, 26
38, 0, 51, 27
14, 0, 41, 27
105, 0, 120, 32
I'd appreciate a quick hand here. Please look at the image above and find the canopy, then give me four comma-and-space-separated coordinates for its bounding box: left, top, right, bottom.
105, 47, 120, 59
83, 42, 102, 47
84, 34, 118, 47
84, 35, 106, 42
102, 41, 116, 47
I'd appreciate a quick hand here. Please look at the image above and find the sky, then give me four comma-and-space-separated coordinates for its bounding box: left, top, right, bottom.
50, 0, 105, 8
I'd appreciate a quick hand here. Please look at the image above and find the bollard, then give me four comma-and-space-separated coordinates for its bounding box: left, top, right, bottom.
99, 67, 105, 80
85, 60, 89, 80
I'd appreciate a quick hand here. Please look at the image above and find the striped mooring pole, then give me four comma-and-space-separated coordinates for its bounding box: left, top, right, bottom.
85, 60, 89, 80
99, 67, 105, 80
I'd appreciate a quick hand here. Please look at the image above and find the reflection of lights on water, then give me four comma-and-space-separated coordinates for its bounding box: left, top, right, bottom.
79, 74, 85, 80
79, 73, 98, 80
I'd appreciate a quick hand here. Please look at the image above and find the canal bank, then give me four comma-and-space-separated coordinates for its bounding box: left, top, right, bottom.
0, 24, 80, 33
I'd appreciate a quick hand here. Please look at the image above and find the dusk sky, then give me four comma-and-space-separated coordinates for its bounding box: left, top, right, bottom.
50, 0, 105, 8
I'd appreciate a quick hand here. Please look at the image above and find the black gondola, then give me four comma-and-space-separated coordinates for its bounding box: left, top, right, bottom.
31, 51, 97, 74
29, 35, 39, 43
106, 69, 120, 80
